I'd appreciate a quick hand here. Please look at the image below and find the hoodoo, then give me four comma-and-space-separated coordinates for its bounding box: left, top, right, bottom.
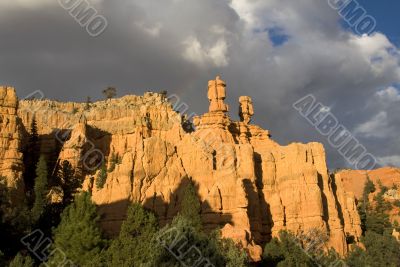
1, 77, 362, 261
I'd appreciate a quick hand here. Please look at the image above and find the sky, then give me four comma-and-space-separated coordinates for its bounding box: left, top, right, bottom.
0, 0, 399, 170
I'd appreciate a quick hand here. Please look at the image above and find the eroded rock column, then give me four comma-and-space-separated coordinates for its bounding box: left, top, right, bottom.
0, 87, 24, 203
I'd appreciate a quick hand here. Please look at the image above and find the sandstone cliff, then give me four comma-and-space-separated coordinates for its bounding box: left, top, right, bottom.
0, 87, 24, 203
0, 78, 364, 261
335, 167, 400, 226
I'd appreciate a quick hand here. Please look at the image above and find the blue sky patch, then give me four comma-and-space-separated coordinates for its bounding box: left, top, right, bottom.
267, 27, 290, 47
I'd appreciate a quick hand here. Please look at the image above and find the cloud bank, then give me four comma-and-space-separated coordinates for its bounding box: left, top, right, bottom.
1, 0, 399, 169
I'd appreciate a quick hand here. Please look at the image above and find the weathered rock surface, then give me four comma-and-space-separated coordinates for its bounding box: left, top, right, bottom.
335, 167, 400, 228
3, 77, 365, 261
336, 167, 400, 200
0, 87, 24, 203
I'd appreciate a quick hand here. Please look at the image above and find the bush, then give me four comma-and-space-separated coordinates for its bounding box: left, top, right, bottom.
9, 253, 34, 267
346, 231, 400, 267
263, 231, 317, 267
95, 162, 107, 189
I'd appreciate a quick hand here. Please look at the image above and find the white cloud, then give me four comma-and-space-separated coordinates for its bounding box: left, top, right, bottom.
135, 22, 163, 37
0, 0, 105, 10
376, 86, 400, 102
354, 111, 388, 138
378, 155, 400, 167
183, 37, 229, 67
350, 33, 400, 77
1, 0, 400, 168
0, 0, 53, 9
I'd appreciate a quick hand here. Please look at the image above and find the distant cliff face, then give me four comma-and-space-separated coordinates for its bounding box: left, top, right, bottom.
336, 167, 400, 225
1, 78, 363, 261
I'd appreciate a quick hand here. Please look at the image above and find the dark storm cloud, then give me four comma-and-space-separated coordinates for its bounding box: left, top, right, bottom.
0, 0, 399, 169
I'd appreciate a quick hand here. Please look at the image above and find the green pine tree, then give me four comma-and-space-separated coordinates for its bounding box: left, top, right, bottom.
0, 250, 5, 267
31, 155, 48, 222
156, 215, 247, 267
214, 231, 248, 267
108, 153, 118, 173
374, 182, 392, 213
263, 231, 317, 267
96, 162, 107, 189
9, 253, 34, 267
58, 160, 82, 206
346, 231, 400, 267
359, 176, 376, 234
105, 203, 160, 266
180, 180, 202, 230
347, 176, 400, 266
24, 117, 40, 193
48, 192, 106, 266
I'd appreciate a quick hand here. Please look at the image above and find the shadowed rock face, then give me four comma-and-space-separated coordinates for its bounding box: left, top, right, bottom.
1, 77, 362, 261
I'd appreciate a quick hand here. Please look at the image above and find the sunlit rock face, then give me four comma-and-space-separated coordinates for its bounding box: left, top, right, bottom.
0, 87, 24, 203
4, 77, 362, 261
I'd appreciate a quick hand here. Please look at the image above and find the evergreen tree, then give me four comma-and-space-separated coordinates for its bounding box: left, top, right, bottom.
0, 177, 31, 259
96, 162, 107, 189
8, 253, 34, 267
155, 215, 216, 266
374, 182, 392, 213
263, 231, 317, 267
214, 232, 248, 267
105, 203, 160, 266
85, 96, 91, 110
180, 180, 202, 230
102, 87, 117, 100
0, 250, 5, 266
155, 215, 247, 267
347, 176, 400, 266
58, 160, 82, 206
364, 176, 376, 195
108, 153, 117, 173
31, 155, 48, 223
359, 176, 376, 234
48, 192, 106, 266
346, 231, 400, 267
365, 210, 392, 235
24, 117, 40, 193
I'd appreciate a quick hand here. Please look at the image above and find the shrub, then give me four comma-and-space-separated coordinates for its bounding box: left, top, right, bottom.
96, 162, 107, 189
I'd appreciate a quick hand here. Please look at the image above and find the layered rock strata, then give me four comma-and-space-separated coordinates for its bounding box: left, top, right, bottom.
0, 87, 24, 203
1, 78, 364, 261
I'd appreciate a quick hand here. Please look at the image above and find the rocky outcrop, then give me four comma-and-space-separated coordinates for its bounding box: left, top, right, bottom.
0, 87, 24, 203
336, 167, 400, 199
335, 167, 400, 229
7, 77, 363, 261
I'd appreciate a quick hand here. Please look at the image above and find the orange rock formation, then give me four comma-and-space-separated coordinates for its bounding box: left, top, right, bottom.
335, 167, 400, 226
0, 87, 24, 203
0, 77, 364, 261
